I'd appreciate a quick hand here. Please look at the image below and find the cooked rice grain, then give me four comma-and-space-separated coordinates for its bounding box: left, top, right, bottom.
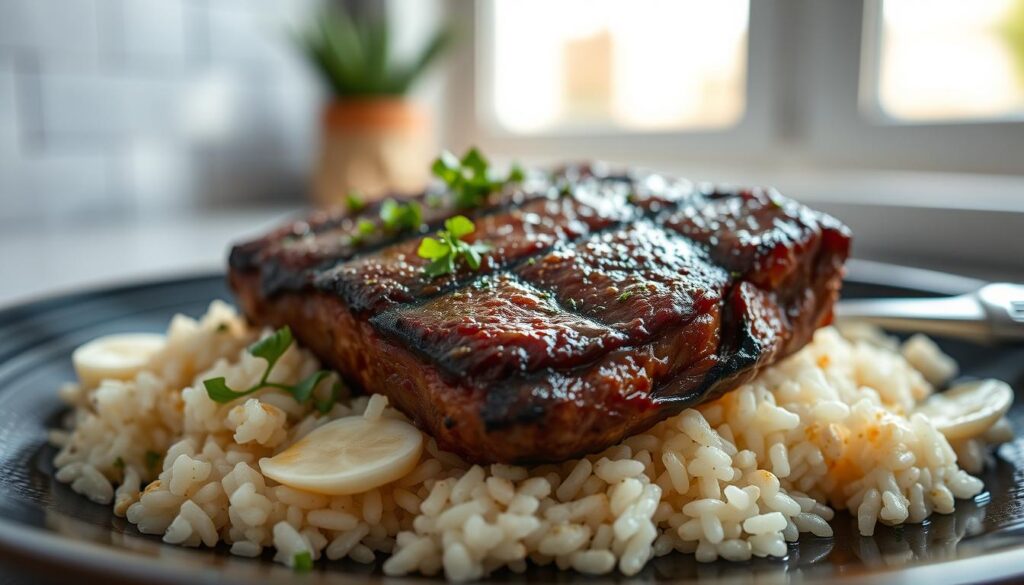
52, 302, 1004, 581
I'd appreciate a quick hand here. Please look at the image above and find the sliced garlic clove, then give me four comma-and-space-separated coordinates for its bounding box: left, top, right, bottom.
260, 416, 423, 496
72, 333, 166, 389
915, 379, 1014, 441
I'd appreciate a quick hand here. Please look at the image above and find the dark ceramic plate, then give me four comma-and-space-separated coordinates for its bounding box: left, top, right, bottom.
0, 268, 1023, 585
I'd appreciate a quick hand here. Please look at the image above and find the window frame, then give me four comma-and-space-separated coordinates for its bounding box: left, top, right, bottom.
446, 0, 785, 168
796, 0, 1024, 174
444, 0, 1024, 176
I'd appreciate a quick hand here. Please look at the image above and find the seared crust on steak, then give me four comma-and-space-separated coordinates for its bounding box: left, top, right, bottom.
228, 164, 851, 463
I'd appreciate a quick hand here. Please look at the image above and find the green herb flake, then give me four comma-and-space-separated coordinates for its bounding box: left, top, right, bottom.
345, 191, 366, 213
203, 326, 337, 407
293, 550, 313, 572
617, 291, 633, 302
527, 258, 536, 266
144, 451, 162, 472
357, 219, 376, 235
417, 215, 491, 279
215, 322, 230, 333
314, 381, 345, 415
431, 147, 526, 209
380, 199, 422, 233
113, 457, 125, 471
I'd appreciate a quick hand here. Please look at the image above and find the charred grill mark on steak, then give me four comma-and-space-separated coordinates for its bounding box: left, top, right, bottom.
227, 164, 851, 463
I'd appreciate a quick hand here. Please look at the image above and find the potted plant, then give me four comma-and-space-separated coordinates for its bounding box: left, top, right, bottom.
297, 5, 453, 206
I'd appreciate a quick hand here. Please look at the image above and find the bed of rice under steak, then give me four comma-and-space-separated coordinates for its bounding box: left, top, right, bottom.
49, 301, 1005, 581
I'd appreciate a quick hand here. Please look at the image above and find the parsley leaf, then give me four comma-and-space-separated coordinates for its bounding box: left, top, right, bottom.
345, 191, 365, 213
357, 219, 376, 235
293, 550, 313, 572
380, 199, 422, 232
144, 450, 162, 472
202, 326, 336, 408
315, 381, 345, 414
349, 218, 376, 246
431, 147, 526, 209
417, 216, 490, 278
249, 327, 292, 371
291, 370, 333, 404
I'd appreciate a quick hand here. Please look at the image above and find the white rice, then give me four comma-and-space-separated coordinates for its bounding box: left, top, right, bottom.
51, 301, 1010, 580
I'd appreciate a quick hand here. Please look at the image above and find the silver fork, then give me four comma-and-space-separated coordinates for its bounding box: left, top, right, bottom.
835, 283, 1024, 344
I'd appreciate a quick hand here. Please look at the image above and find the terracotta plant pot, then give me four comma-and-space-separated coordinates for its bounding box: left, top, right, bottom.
313, 99, 432, 207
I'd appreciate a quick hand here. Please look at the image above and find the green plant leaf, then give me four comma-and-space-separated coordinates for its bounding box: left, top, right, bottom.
460, 147, 488, 176
203, 326, 342, 411
357, 219, 376, 235
145, 450, 162, 472
508, 163, 526, 182
249, 327, 293, 372
202, 377, 246, 403
293, 551, 313, 572
418, 216, 488, 278
417, 237, 449, 259
315, 381, 345, 414
424, 256, 455, 278
463, 245, 482, 270
296, 5, 452, 97
345, 191, 365, 213
380, 199, 422, 232
290, 371, 332, 404
445, 215, 475, 238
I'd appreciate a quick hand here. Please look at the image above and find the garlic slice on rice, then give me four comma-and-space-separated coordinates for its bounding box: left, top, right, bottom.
260, 416, 423, 495
72, 333, 165, 389
915, 379, 1014, 441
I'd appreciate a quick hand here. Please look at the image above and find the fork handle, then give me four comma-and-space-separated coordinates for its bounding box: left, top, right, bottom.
835, 283, 1024, 344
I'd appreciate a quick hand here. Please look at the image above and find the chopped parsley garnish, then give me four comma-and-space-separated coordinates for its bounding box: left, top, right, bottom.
314, 381, 344, 414
417, 216, 490, 279
431, 147, 525, 209
380, 198, 422, 232
345, 191, 366, 213
144, 450, 162, 472
203, 327, 335, 407
215, 322, 230, 333
293, 550, 313, 572
113, 457, 125, 470
617, 291, 633, 302
357, 219, 376, 235
349, 218, 377, 246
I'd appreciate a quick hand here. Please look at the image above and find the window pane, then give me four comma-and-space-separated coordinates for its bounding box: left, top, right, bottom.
874, 0, 1024, 122
485, 0, 748, 134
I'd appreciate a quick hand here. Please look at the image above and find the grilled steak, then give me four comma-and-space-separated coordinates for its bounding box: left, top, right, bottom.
228, 165, 851, 463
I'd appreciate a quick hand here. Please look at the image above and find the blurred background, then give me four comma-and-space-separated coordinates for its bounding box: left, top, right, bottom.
1, 0, 1022, 303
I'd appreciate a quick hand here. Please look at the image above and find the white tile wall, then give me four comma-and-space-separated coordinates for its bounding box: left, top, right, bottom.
0, 0, 324, 226
119, 0, 189, 68
0, 0, 100, 58
0, 56, 17, 155
0, 154, 113, 222
37, 74, 185, 143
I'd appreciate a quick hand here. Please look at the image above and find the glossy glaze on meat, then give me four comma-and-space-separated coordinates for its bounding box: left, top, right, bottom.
228, 165, 851, 463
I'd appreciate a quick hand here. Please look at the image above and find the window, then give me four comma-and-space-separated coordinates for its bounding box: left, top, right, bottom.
482, 0, 749, 134
457, 1, 1024, 175
867, 0, 1024, 123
